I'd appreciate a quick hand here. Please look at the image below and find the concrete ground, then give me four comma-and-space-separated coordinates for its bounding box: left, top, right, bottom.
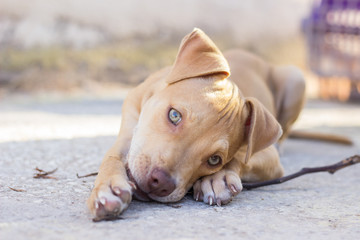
0, 95, 359, 240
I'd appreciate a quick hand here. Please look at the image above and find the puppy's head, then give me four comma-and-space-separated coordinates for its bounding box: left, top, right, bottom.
127, 28, 282, 202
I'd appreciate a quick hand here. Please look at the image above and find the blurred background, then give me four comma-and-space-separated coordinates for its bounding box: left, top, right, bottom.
0, 0, 359, 101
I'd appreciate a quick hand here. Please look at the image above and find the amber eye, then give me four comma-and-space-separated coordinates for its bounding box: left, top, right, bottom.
168, 108, 182, 125
208, 155, 222, 166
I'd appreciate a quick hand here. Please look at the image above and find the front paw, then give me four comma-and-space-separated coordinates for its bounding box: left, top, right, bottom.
193, 169, 242, 206
87, 175, 135, 221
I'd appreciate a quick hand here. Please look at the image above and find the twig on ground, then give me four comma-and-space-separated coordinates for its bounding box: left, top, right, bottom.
92, 216, 124, 222
79, 155, 359, 192
242, 155, 360, 190
33, 167, 58, 179
76, 172, 98, 178
8, 186, 26, 192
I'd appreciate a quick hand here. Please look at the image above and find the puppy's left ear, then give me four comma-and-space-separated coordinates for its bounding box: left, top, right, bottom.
166, 28, 230, 84
242, 98, 283, 164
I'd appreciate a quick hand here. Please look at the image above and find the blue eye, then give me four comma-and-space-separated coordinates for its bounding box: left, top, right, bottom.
208, 155, 222, 166
168, 108, 182, 125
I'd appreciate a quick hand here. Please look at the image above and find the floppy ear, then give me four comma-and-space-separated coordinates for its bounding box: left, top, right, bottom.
242, 97, 283, 164
166, 28, 230, 84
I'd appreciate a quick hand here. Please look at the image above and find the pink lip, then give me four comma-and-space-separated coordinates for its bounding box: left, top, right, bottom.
125, 164, 151, 201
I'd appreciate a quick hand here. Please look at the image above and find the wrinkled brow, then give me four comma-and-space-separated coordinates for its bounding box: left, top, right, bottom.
217, 82, 241, 125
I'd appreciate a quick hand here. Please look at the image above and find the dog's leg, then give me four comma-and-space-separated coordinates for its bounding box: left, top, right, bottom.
270, 66, 306, 141
192, 159, 243, 206
192, 145, 283, 206
239, 145, 284, 182
87, 154, 133, 219
87, 93, 141, 219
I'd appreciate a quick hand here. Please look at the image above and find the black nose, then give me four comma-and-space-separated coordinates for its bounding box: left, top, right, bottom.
148, 168, 176, 197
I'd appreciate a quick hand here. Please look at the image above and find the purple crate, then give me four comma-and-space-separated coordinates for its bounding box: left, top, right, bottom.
303, 0, 360, 82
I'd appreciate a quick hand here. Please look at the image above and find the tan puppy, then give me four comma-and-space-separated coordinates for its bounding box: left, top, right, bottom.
87, 28, 305, 219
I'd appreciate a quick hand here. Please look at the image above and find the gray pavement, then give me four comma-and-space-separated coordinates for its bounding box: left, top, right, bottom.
0, 96, 359, 240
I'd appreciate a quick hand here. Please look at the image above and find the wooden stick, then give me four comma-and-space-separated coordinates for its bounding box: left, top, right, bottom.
76, 172, 98, 178
8, 186, 26, 192
242, 155, 360, 190
77, 155, 360, 190
33, 167, 58, 179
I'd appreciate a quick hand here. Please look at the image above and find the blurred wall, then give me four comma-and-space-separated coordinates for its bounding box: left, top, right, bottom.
0, 0, 312, 49
0, 0, 314, 95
